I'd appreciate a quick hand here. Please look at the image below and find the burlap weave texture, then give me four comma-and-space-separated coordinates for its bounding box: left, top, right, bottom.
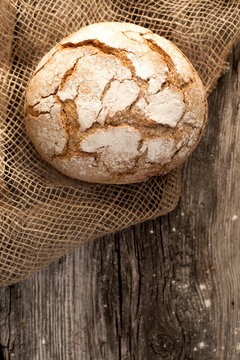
0, 0, 239, 286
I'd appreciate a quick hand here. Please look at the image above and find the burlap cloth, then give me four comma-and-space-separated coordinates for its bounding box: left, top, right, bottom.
0, 0, 239, 286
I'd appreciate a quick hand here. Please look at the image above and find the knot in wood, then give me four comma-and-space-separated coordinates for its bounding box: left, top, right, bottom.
149, 334, 175, 359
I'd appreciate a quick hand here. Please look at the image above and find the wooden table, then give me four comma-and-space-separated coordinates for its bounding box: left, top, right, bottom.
0, 42, 239, 360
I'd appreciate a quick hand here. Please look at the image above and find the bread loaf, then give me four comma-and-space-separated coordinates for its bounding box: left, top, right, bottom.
24, 22, 207, 184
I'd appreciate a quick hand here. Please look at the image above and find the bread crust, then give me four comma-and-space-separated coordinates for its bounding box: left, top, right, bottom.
25, 22, 207, 184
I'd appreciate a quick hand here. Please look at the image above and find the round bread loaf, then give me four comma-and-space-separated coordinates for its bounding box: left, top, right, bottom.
25, 22, 207, 184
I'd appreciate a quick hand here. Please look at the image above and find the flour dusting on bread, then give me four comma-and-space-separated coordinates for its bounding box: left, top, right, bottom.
25, 22, 207, 184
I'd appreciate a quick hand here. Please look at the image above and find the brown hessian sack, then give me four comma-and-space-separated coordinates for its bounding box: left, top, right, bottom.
0, 0, 239, 286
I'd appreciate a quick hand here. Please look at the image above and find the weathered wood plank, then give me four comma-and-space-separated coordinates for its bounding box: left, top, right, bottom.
0, 42, 239, 360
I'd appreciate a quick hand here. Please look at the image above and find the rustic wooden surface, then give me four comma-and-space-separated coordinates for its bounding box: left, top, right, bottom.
0, 42, 239, 360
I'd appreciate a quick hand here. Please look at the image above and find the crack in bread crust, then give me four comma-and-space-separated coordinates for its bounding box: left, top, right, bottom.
32, 46, 62, 78
141, 36, 180, 83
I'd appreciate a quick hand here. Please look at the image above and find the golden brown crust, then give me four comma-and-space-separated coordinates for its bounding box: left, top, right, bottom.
25, 22, 207, 184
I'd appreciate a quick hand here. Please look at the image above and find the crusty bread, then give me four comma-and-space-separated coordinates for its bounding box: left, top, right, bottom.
25, 22, 207, 184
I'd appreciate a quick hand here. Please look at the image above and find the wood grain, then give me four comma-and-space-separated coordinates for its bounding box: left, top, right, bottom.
0, 42, 239, 360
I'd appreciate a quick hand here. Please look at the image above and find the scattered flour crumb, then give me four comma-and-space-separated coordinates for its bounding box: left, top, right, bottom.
199, 284, 206, 291
232, 215, 238, 221
198, 341, 206, 349
181, 212, 184, 216
152, 273, 156, 277
42, 337, 46, 345
205, 299, 211, 308
149, 229, 154, 234
193, 347, 197, 351
103, 304, 108, 308
172, 227, 176, 232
